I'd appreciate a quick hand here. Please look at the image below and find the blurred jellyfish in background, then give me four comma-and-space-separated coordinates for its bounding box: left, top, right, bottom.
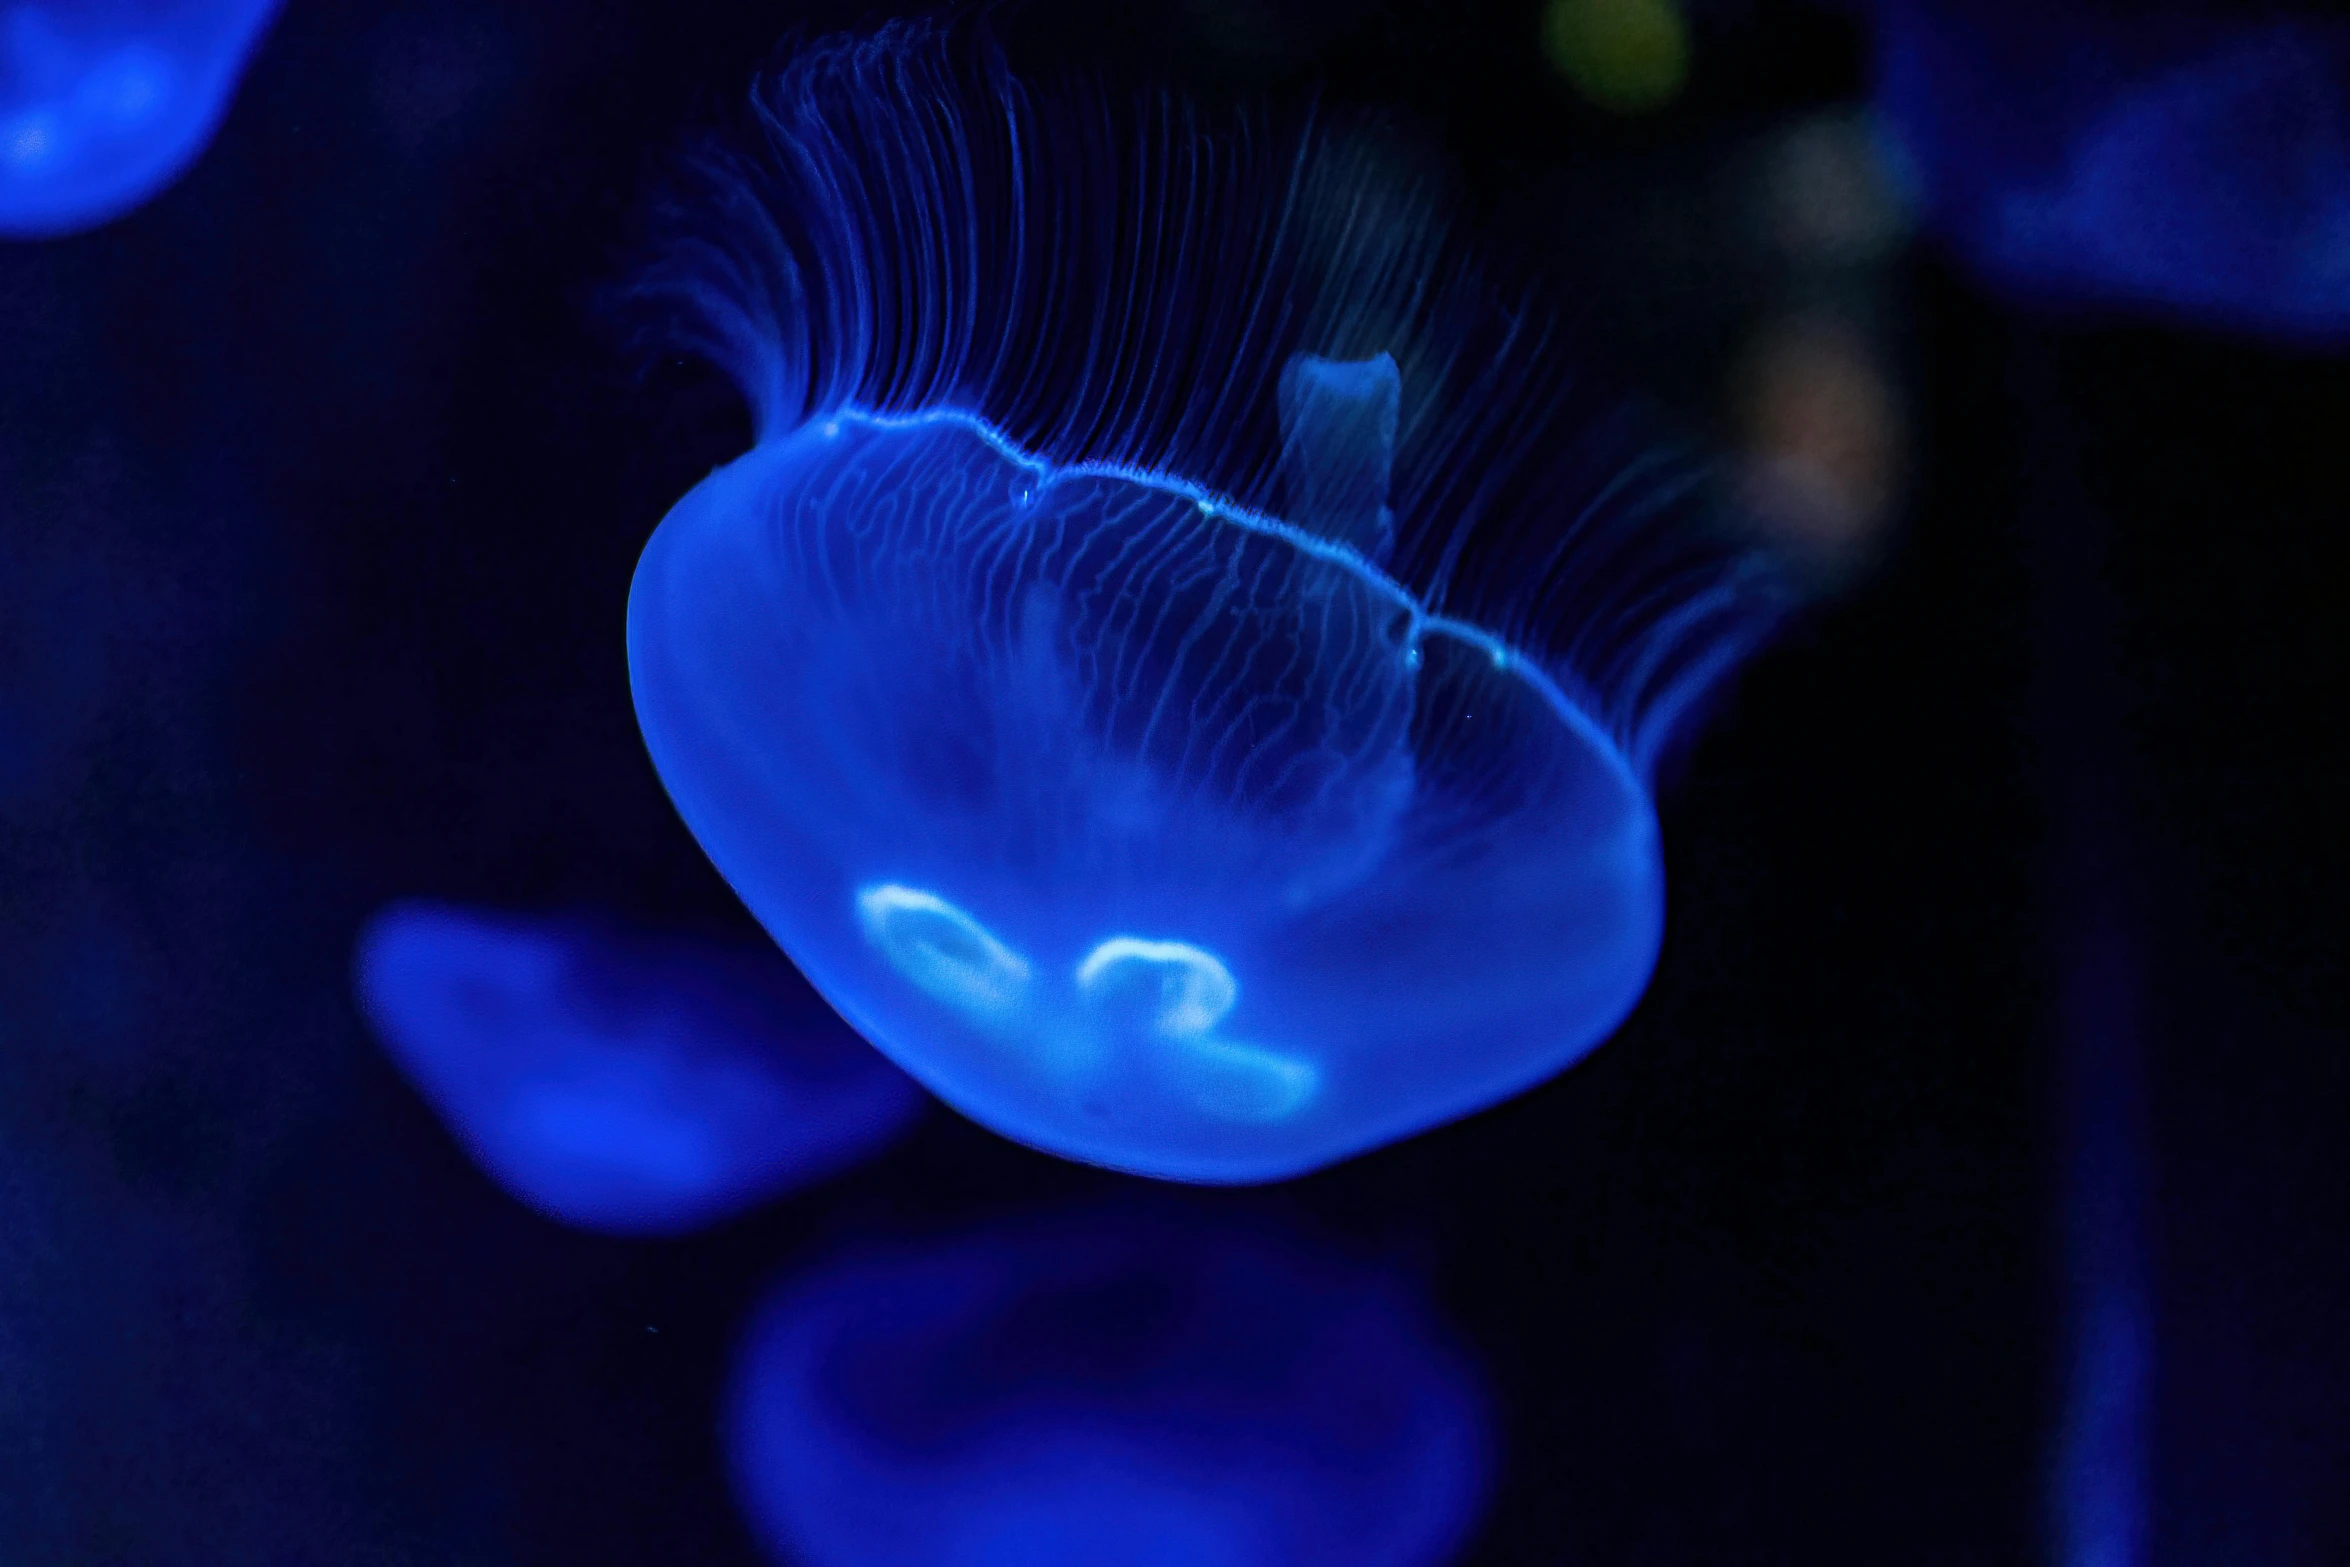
1872, 0, 2350, 340
625, 21, 1785, 1183
726, 1201, 1491, 1567
354, 902, 924, 1236
0, 0, 281, 237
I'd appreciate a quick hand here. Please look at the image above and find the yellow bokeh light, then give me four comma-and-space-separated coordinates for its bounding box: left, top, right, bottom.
1541, 0, 1691, 115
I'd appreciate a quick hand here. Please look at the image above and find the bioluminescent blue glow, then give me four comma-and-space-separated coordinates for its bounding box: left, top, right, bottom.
0, 0, 280, 237
353, 901, 923, 1236
1875, 3, 2350, 340
725, 1202, 1492, 1567
625, 21, 1781, 1181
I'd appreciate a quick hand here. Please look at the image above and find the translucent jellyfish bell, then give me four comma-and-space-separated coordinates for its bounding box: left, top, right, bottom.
625, 23, 1781, 1181
724, 1202, 1492, 1567
0, 0, 280, 238
353, 901, 924, 1235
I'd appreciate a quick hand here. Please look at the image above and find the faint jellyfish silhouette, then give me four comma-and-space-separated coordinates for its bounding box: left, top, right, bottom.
624, 22, 1782, 1181
1873, 2, 2350, 340
0, 0, 281, 237
725, 1201, 1492, 1567
353, 901, 924, 1236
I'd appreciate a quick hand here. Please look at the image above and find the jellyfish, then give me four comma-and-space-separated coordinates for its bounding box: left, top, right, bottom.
353, 901, 924, 1236
1872, 1, 2350, 340
725, 1201, 1492, 1567
624, 22, 1781, 1182
0, 0, 281, 238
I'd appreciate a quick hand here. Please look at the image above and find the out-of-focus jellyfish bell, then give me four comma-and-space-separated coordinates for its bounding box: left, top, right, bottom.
725, 1202, 1492, 1567
353, 901, 924, 1236
0, 0, 281, 238
625, 22, 1782, 1182
1872, 0, 2350, 340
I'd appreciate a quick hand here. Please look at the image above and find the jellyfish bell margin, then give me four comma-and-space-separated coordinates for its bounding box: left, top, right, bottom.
721, 1201, 1494, 1567
623, 20, 1784, 1184
0, 0, 282, 238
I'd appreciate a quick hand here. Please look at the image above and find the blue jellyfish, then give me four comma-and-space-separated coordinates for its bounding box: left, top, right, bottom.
625, 23, 1780, 1182
0, 0, 280, 238
353, 901, 924, 1236
725, 1202, 1492, 1567
1872, 1, 2350, 340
